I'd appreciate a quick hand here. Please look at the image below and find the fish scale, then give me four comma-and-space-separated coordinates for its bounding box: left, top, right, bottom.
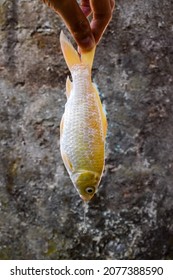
62, 95, 104, 171
60, 31, 107, 201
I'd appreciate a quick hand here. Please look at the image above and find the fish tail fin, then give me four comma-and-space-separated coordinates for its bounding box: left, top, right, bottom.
80, 47, 96, 70
60, 31, 96, 71
60, 31, 80, 71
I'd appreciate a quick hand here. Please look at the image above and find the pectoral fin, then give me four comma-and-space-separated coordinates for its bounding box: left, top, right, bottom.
60, 115, 73, 172
60, 114, 64, 137
61, 150, 73, 172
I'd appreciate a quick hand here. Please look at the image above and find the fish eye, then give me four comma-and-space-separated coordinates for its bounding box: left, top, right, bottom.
85, 187, 95, 194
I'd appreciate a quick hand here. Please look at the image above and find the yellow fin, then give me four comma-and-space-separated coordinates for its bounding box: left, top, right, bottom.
61, 150, 73, 172
60, 31, 96, 71
80, 47, 96, 70
66, 76, 72, 98
60, 31, 80, 71
60, 114, 64, 136
92, 83, 107, 138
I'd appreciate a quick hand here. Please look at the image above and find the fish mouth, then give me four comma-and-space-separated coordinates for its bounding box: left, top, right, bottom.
71, 170, 100, 201
80, 195, 88, 201
80, 195, 93, 202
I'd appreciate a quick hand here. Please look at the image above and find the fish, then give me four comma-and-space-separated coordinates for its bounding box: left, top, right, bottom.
60, 31, 107, 201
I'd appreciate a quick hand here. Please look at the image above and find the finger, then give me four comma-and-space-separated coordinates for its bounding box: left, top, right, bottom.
80, 0, 92, 17
43, 0, 95, 51
90, 0, 115, 44
110, 0, 115, 11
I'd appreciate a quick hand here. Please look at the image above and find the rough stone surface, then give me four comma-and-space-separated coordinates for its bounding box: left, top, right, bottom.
1, 0, 173, 259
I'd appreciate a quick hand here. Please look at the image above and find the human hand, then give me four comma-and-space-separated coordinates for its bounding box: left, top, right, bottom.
42, 0, 115, 52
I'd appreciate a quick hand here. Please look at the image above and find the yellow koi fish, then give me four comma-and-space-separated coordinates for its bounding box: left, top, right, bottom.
60, 31, 107, 201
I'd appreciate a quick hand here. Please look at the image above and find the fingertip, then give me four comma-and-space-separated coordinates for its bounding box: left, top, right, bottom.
77, 36, 96, 52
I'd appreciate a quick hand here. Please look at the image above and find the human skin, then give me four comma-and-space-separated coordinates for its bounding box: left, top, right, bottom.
42, 0, 115, 52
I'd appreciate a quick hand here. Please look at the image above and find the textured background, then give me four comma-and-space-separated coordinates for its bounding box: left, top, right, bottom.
1, 0, 173, 259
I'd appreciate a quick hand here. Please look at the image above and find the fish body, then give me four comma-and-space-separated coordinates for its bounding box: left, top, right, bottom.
60, 32, 107, 201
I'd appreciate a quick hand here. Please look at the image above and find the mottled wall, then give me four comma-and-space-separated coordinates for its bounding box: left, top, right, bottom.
0, 0, 173, 259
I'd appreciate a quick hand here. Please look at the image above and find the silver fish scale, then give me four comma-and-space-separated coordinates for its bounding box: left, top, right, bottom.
60, 76, 104, 173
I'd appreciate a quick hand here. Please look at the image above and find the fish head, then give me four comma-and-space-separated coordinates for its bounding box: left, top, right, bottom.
71, 170, 101, 201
